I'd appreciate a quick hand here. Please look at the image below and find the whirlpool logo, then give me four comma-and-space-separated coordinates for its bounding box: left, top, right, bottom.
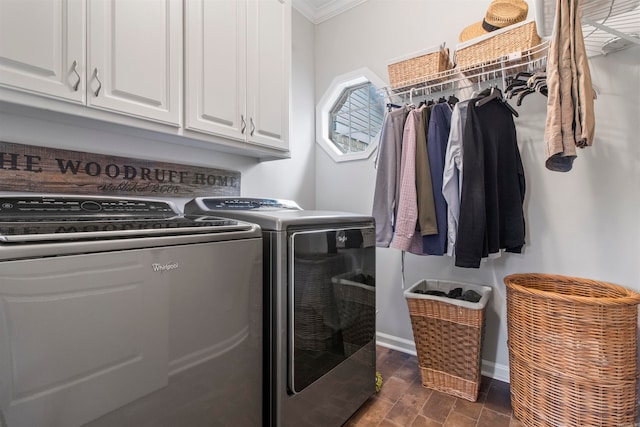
151, 262, 179, 273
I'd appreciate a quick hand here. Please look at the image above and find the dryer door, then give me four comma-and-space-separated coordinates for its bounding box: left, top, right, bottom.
287, 225, 376, 394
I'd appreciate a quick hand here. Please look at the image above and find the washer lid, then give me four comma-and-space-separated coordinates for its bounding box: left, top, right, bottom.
184, 197, 302, 213
0, 195, 254, 242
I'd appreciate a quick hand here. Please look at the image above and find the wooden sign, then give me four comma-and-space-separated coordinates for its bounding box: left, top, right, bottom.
0, 141, 240, 197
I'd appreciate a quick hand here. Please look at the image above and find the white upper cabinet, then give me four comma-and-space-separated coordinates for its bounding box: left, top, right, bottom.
88, 0, 182, 125
186, 0, 291, 151
246, 0, 291, 150
185, 0, 248, 141
0, 0, 86, 104
0, 0, 181, 126
0, 0, 290, 157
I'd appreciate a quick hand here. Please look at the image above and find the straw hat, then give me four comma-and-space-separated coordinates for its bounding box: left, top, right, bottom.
459, 0, 529, 43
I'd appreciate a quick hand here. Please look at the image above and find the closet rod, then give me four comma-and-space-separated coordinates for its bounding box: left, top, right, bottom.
380, 41, 549, 99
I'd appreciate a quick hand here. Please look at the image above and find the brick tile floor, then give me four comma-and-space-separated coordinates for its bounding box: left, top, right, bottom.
344, 346, 524, 427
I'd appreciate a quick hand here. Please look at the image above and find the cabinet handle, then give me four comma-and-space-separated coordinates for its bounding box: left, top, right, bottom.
71, 60, 81, 91
241, 115, 246, 134
93, 68, 102, 97
250, 117, 255, 136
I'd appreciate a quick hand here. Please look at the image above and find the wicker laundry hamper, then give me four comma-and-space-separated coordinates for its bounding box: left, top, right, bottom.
332, 270, 375, 356
504, 273, 640, 427
293, 253, 346, 351
404, 280, 492, 401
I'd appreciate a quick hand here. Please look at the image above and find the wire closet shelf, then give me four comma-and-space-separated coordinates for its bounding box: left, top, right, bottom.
380, 41, 549, 102
535, 0, 640, 57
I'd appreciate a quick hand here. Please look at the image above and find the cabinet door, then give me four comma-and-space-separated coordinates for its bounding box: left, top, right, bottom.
185, 0, 247, 140
88, 0, 181, 125
246, 0, 291, 150
0, 0, 85, 103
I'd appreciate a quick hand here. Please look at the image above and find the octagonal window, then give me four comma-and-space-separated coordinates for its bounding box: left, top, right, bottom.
317, 68, 386, 162
329, 82, 384, 155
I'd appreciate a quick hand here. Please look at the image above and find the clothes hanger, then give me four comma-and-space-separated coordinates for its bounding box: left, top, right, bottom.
508, 85, 532, 98
475, 86, 519, 117
505, 78, 528, 95
475, 86, 500, 107
534, 79, 547, 93
514, 71, 533, 81
386, 103, 401, 112
509, 74, 548, 106
407, 87, 417, 107
516, 88, 535, 106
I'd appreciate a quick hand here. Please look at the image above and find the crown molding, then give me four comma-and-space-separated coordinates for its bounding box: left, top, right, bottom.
292, 0, 369, 24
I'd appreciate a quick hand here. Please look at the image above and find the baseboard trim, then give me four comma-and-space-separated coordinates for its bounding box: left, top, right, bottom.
376, 332, 510, 383
376, 332, 417, 355
480, 360, 510, 383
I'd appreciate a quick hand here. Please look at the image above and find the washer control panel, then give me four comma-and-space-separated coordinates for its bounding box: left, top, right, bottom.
0, 196, 177, 219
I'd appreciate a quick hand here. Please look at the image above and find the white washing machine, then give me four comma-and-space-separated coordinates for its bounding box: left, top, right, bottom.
0, 195, 263, 427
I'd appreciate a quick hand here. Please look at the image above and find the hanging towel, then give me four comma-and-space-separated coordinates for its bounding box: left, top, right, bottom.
544, 0, 596, 172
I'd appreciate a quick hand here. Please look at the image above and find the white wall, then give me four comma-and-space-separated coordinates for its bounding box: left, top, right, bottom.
243, 9, 317, 208
0, 9, 317, 210
314, 0, 640, 380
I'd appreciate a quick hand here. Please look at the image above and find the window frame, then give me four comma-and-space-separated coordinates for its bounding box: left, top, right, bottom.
316, 67, 386, 163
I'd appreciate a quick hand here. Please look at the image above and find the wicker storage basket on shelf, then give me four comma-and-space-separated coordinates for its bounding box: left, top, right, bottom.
332, 270, 375, 356
293, 253, 347, 351
455, 20, 542, 70
387, 47, 451, 89
504, 273, 640, 427
404, 280, 492, 402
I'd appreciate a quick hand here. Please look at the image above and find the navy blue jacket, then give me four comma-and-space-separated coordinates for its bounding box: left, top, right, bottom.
422, 103, 452, 255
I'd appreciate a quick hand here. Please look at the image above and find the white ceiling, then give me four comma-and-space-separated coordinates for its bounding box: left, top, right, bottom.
292, 0, 368, 24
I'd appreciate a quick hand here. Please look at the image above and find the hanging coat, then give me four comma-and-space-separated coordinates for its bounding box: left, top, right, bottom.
422, 102, 452, 256
372, 106, 410, 247
455, 99, 526, 268
544, 0, 596, 172
391, 108, 425, 255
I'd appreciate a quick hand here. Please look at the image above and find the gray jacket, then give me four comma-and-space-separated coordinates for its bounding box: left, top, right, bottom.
372, 106, 409, 247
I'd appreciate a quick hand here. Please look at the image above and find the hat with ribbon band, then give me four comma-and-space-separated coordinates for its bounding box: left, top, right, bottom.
459, 0, 529, 43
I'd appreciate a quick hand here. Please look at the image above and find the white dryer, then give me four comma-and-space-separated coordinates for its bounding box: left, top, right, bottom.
184, 197, 376, 427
